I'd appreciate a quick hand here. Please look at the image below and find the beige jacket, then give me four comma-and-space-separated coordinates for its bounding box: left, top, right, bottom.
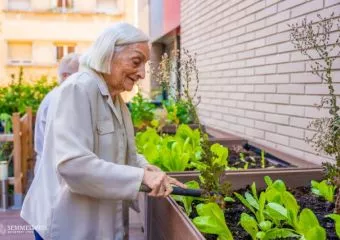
21, 67, 148, 240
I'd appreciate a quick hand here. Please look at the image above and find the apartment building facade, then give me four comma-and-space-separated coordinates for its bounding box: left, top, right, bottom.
0, 0, 137, 84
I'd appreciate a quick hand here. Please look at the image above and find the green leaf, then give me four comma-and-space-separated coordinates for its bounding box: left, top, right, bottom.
259, 221, 272, 232
264, 176, 273, 187
305, 226, 326, 240
326, 213, 340, 238
251, 182, 259, 202
224, 197, 235, 202
263, 228, 299, 240
245, 192, 259, 210
172, 180, 200, 216
266, 202, 288, 220
239, 213, 258, 240
234, 192, 255, 214
193, 203, 233, 240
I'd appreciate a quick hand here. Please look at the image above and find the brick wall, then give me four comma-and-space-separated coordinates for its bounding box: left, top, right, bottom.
181, 0, 340, 164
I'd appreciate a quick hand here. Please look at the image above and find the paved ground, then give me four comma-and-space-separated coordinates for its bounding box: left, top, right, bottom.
0, 209, 144, 240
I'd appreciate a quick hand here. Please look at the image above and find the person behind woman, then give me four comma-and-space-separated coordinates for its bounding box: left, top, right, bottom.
21, 22, 186, 240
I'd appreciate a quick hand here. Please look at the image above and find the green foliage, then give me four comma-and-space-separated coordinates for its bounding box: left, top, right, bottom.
130, 92, 156, 130
326, 213, 340, 238
0, 113, 12, 133
172, 180, 200, 216
135, 124, 202, 171
193, 202, 233, 240
311, 180, 337, 202
162, 99, 194, 125
0, 69, 57, 115
235, 176, 326, 240
0, 142, 13, 162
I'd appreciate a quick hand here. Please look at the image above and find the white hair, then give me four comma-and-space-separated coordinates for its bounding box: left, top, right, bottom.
80, 22, 149, 74
58, 53, 80, 83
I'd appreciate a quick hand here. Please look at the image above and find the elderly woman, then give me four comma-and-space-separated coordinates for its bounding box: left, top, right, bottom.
21, 23, 185, 240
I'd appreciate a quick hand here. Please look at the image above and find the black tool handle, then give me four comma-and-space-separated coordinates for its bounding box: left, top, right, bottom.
140, 184, 203, 197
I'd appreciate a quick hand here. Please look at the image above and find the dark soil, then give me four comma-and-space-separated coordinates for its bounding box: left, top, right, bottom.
179, 187, 337, 240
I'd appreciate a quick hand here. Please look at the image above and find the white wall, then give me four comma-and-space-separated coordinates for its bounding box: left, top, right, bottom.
181, 0, 340, 164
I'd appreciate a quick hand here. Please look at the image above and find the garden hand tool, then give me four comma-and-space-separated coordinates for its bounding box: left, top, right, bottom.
140, 184, 205, 197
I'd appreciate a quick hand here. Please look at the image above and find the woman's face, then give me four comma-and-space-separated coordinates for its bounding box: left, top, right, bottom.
106, 42, 150, 93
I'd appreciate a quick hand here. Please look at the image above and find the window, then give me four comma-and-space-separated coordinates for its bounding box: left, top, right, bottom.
56, 44, 75, 61
96, 0, 118, 13
7, 42, 32, 64
57, 0, 73, 8
8, 0, 30, 10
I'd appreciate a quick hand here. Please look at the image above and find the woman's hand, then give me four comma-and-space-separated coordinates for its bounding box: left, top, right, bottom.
142, 170, 186, 198
143, 164, 161, 172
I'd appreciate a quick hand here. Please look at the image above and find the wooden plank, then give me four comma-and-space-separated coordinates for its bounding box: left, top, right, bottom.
0, 134, 14, 142
12, 113, 22, 194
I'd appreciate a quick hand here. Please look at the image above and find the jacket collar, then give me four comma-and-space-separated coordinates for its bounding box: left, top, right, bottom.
80, 66, 123, 126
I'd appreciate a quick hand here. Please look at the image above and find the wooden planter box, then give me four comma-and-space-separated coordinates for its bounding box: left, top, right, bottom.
145, 168, 324, 240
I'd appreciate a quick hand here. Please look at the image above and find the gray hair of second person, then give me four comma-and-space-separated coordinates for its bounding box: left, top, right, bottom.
58, 53, 80, 84
79, 22, 149, 74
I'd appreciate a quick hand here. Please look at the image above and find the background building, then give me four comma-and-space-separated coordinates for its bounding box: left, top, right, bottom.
0, 0, 137, 85
180, 0, 340, 164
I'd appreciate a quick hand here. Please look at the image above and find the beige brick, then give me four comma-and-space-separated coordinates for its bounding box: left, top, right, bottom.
278, 62, 305, 74
229, 107, 245, 117
278, 0, 306, 11
266, 0, 281, 6
223, 114, 237, 123
265, 10, 290, 25
238, 14, 256, 27
212, 112, 223, 119
255, 102, 276, 113
238, 117, 255, 127
265, 74, 290, 83
230, 44, 246, 53
305, 84, 340, 94
246, 110, 265, 120
246, 93, 265, 102
265, 53, 290, 64
244, 76, 265, 84
222, 99, 237, 107
246, 127, 265, 138
255, 120, 276, 132
223, 85, 237, 92
245, 1, 266, 15
237, 50, 255, 59
266, 132, 289, 145
237, 101, 255, 110
265, 113, 289, 124
290, 72, 321, 83
230, 26, 246, 38
255, 5, 277, 20
255, 65, 276, 74
304, 106, 331, 118
277, 42, 295, 53
277, 105, 305, 117
289, 138, 314, 152
291, 0, 324, 18
246, 57, 266, 67
325, 0, 340, 7
229, 123, 245, 134
290, 95, 322, 106
237, 68, 255, 76
237, 85, 254, 92
254, 84, 276, 93
277, 84, 305, 94
266, 31, 290, 45
255, 25, 277, 38
290, 51, 308, 62
277, 125, 304, 138
265, 94, 290, 104
255, 45, 277, 56
276, 144, 305, 158
246, 38, 266, 50
290, 117, 312, 129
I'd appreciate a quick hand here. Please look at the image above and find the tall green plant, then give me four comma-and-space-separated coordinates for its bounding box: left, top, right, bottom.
129, 92, 156, 130
289, 13, 340, 213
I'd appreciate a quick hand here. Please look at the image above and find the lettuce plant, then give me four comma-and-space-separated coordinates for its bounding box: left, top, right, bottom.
129, 92, 156, 130
311, 180, 337, 202
326, 213, 340, 238
193, 202, 233, 240
172, 180, 201, 215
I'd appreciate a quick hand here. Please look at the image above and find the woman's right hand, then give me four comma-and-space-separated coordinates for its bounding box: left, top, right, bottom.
142, 170, 186, 198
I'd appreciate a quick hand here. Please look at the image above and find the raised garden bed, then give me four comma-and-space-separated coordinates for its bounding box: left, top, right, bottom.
145, 168, 328, 240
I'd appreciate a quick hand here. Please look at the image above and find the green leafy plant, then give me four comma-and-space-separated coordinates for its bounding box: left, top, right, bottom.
261, 150, 265, 169
129, 92, 156, 130
192, 202, 233, 240
172, 180, 200, 215
289, 13, 340, 213
0, 113, 12, 133
326, 213, 340, 238
311, 180, 337, 202
0, 67, 57, 115
162, 99, 193, 125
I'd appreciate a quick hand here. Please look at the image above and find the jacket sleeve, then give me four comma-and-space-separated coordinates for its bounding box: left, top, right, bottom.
136, 154, 149, 168
53, 80, 144, 201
